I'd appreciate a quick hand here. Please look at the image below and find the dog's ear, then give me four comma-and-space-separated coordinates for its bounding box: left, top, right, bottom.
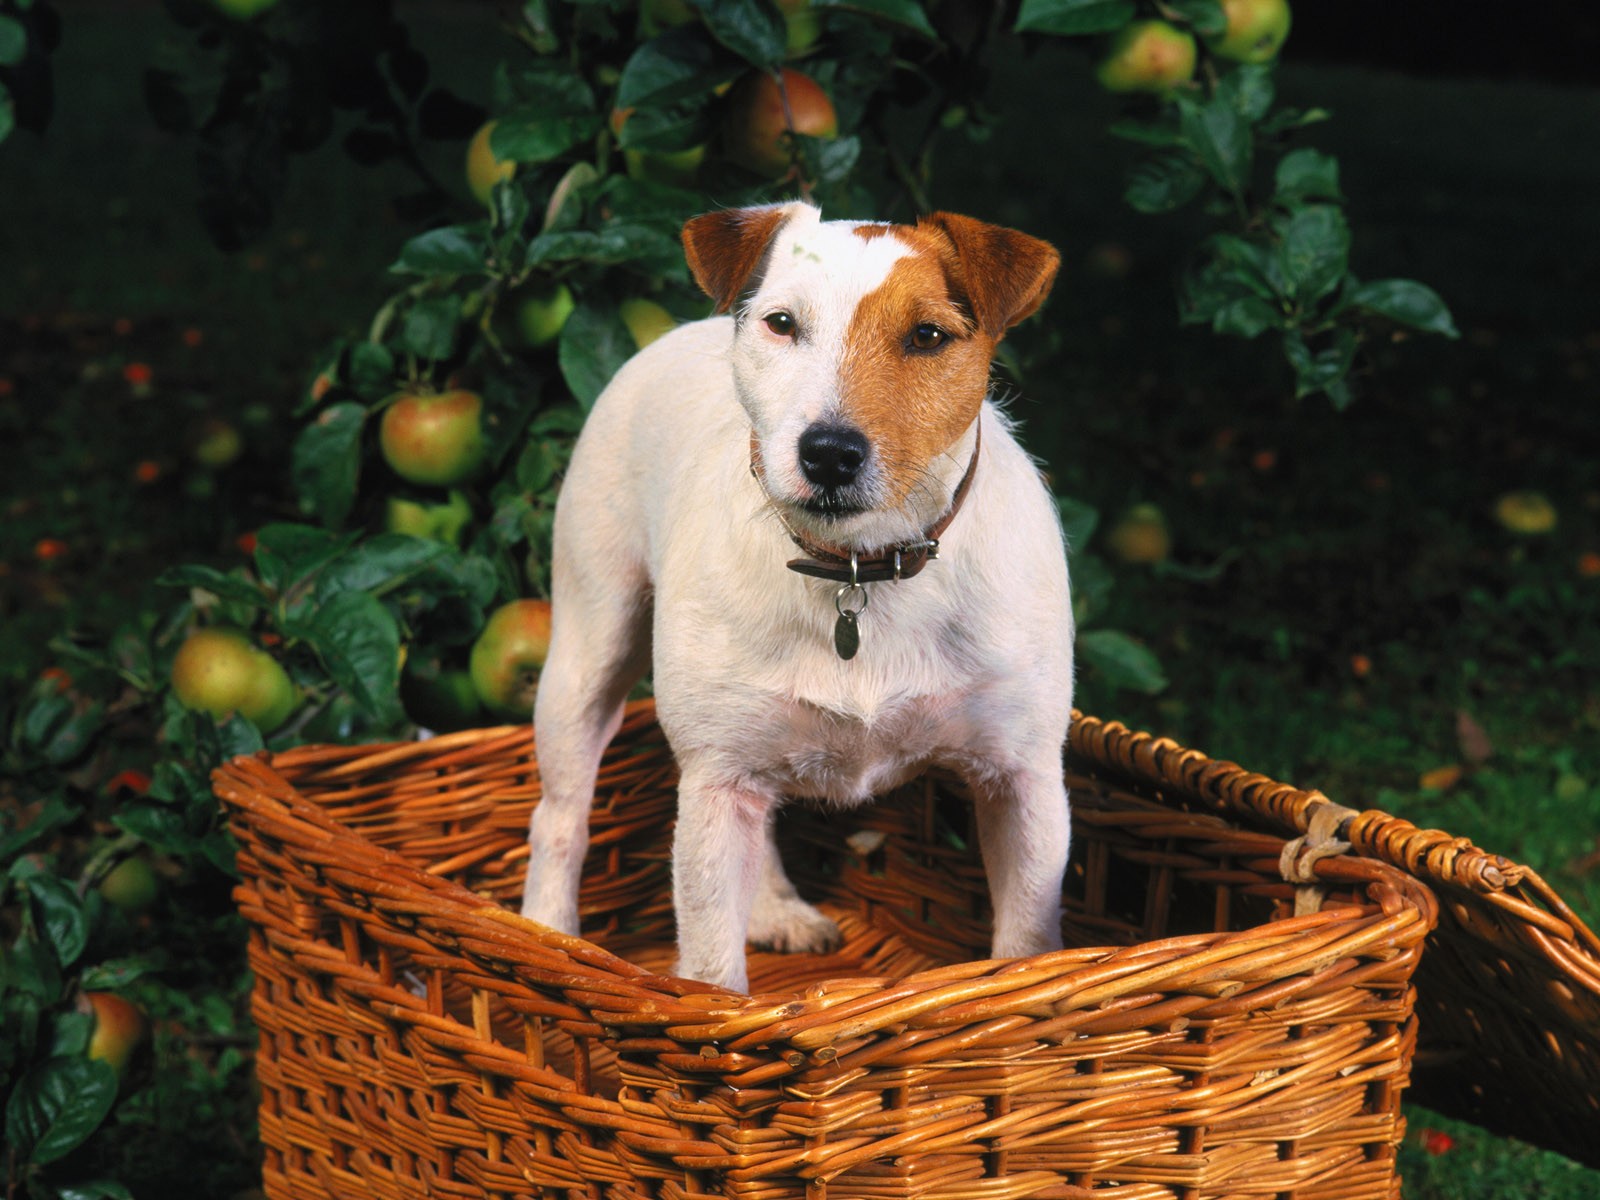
919, 212, 1060, 339
682, 203, 809, 313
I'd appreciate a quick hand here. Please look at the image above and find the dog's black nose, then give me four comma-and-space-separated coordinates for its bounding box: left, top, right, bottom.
798, 423, 869, 490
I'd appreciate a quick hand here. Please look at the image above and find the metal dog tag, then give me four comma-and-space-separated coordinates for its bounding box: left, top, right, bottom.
833, 574, 868, 661
834, 610, 860, 660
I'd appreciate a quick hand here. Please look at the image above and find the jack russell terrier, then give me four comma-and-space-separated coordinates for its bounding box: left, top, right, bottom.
520, 201, 1073, 993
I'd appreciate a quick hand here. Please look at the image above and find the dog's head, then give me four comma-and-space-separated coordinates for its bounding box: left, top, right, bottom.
683, 202, 1059, 550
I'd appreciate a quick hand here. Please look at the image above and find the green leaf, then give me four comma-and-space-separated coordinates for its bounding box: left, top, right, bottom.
57, 1183, 136, 1200
618, 27, 742, 110
398, 293, 464, 362
1107, 116, 1183, 148
290, 403, 367, 529
5, 1057, 119, 1166
25, 876, 89, 968
1273, 204, 1349, 304
816, 0, 938, 38
1215, 62, 1275, 120
1274, 147, 1342, 203
1014, 0, 1136, 36
801, 133, 861, 186
0, 15, 27, 66
254, 523, 354, 594
1124, 152, 1206, 214
1349, 278, 1459, 339
0, 796, 73, 864
1176, 93, 1251, 196
558, 303, 636, 410
1056, 495, 1100, 555
112, 803, 200, 857
78, 957, 159, 992
1078, 629, 1167, 694
1211, 295, 1281, 338
345, 341, 397, 400
690, 0, 789, 67
306, 590, 403, 725
15, 687, 104, 767
1069, 554, 1114, 627
1163, 0, 1226, 36
390, 225, 490, 277
492, 67, 601, 164
1283, 327, 1359, 402
526, 221, 685, 271
0, 91, 15, 144
318, 534, 452, 597
155, 564, 264, 607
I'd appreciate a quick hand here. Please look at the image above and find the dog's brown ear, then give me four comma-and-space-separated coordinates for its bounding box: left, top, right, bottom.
682, 203, 807, 313
919, 212, 1060, 339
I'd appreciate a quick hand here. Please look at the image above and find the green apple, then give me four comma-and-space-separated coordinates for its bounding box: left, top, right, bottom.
385, 489, 472, 545
170, 627, 298, 733
211, 0, 279, 18
1493, 491, 1557, 535
98, 855, 161, 914
1205, 0, 1291, 64
722, 68, 839, 179
379, 390, 487, 487
1095, 21, 1198, 94
619, 298, 677, 350
465, 121, 516, 207
469, 599, 552, 718
84, 992, 148, 1076
190, 418, 243, 469
639, 0, 697, 37
401, 663, 484, 732
1106, 503, 1172, 564
504, 282, 576, 349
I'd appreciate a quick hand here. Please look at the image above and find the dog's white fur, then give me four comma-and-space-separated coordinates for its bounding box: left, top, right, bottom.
521, 202, 1074, 992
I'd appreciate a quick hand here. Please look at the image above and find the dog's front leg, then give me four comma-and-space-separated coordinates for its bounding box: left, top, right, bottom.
973, 764, 1071, 960
671, 768, 777, 992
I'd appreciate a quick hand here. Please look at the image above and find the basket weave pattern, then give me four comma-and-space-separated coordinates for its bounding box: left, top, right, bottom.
216, 704, 1438, 1200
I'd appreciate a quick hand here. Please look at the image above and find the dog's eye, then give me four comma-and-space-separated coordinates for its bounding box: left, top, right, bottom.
764, 311, 797, 338
909, 323, 947, 351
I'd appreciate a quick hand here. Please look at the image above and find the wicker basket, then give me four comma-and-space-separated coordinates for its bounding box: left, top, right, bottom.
216, 702, 1439, 1200
1089, 725, 1600, 1169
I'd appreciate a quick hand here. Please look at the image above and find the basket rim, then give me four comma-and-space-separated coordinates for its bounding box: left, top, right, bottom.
215, 701, 1439, 1045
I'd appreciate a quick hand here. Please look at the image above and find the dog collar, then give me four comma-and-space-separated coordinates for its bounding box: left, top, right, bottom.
748, 423, 982, 585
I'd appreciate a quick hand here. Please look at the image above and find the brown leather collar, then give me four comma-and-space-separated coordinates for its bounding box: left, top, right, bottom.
749, 424, 982, 584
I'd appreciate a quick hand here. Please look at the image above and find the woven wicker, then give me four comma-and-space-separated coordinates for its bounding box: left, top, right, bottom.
216, 702, 1440, 1200
1078, 720, 1600, 1169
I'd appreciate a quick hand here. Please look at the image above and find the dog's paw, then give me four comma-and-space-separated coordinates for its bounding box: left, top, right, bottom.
747, 896, 843, 955
519, 894, 580, 938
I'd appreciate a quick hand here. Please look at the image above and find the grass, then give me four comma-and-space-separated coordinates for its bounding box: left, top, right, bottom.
3, 10, 1598, 1198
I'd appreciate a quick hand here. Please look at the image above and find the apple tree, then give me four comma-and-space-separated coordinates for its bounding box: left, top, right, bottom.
2, 3, 1462, 1196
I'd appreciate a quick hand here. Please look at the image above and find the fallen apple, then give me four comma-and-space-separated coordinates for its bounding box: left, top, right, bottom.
379, 390, 487, 487
1493, 490, 1557, 535
469, 599, 553, 717
1095, 20, 1197, 95
170, 627, 298, 733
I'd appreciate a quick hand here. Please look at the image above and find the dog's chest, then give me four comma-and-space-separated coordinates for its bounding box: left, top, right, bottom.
756, 689, 978, 804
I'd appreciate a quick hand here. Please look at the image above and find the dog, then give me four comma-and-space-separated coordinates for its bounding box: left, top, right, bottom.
520, 201, 1073, 993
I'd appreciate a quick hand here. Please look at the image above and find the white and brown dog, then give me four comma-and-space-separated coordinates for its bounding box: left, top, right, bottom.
520, 201, 1073, 992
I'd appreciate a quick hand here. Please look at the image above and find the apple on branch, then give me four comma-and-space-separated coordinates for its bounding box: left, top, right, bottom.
379, 390, 487, 487
1095, 20, 1197, 95
469, 599, 552, 718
